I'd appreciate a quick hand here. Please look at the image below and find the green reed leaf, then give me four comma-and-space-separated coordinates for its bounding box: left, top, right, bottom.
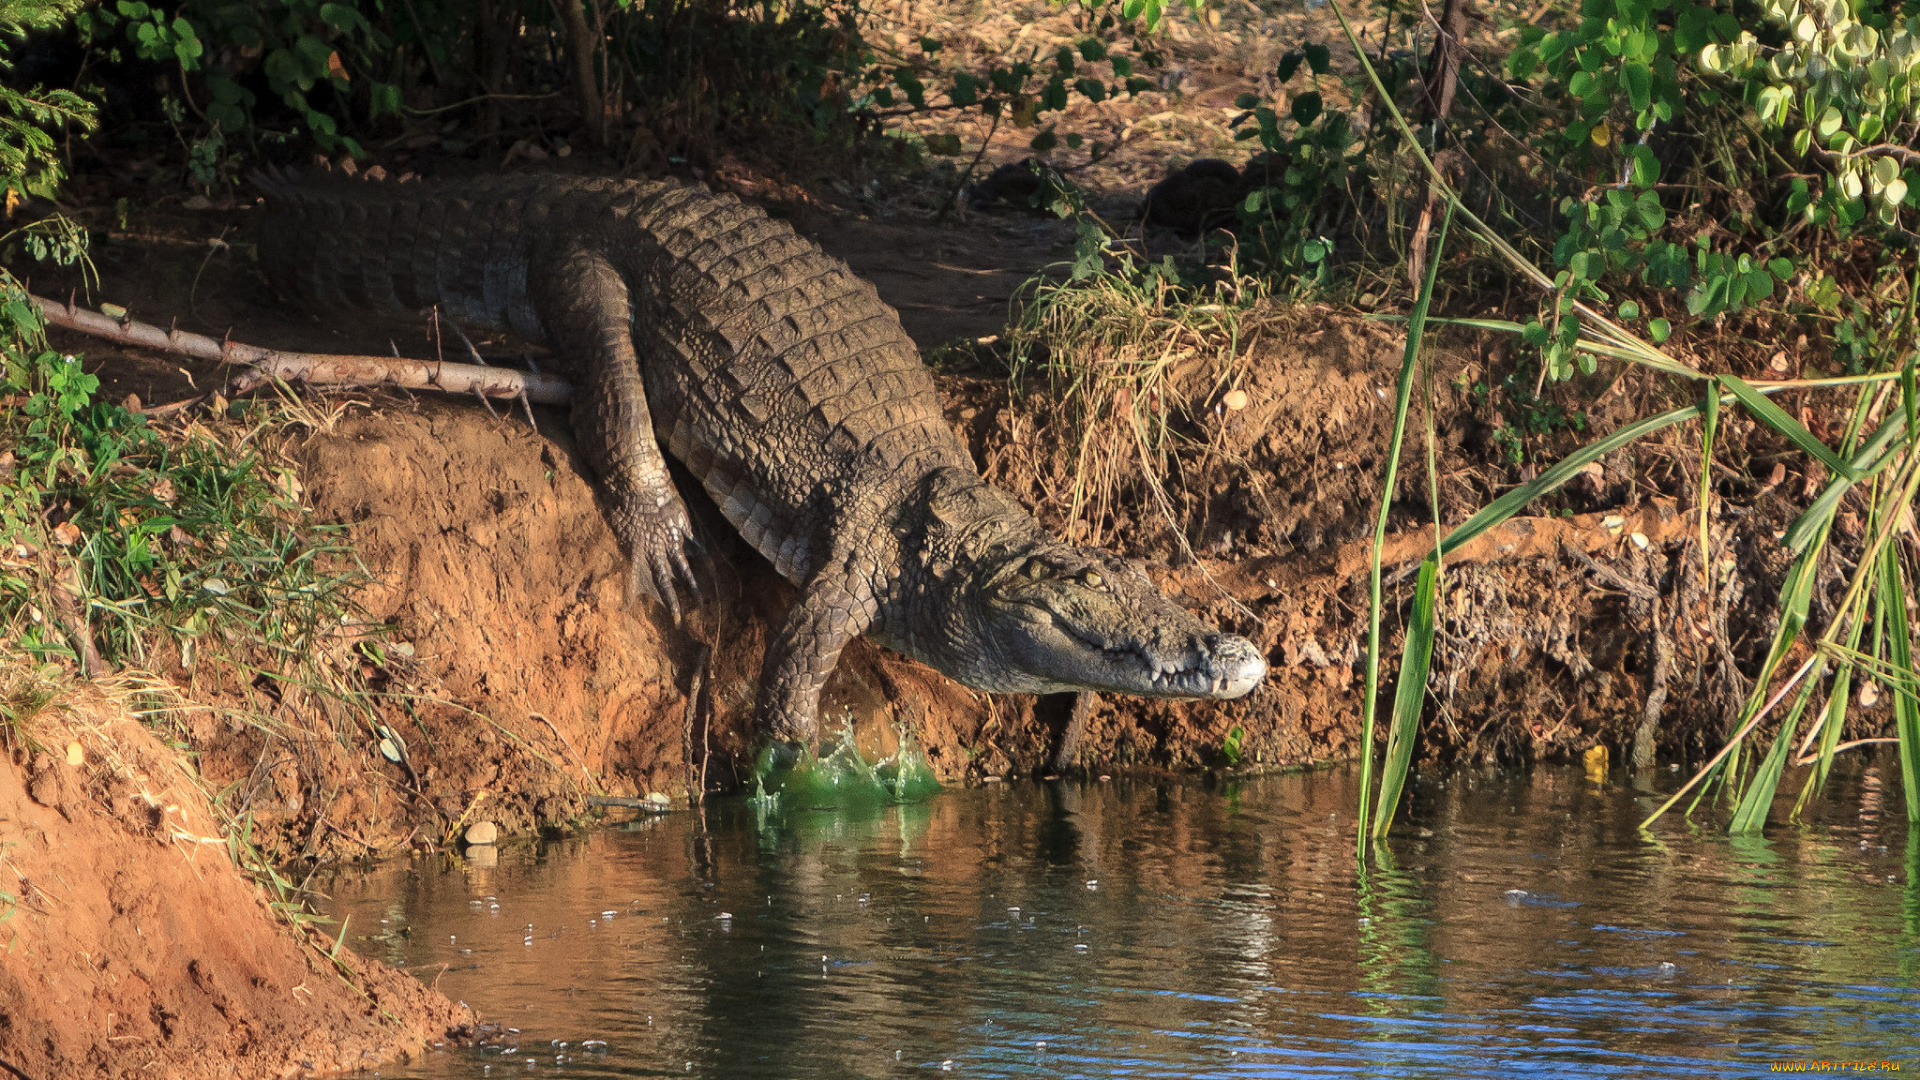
1719, 374, 1860, 482
1371, 557, 1438, 838
1879, 539, 1920, 822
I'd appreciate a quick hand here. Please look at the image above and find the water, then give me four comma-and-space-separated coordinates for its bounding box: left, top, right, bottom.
326, 764, 1920, 1078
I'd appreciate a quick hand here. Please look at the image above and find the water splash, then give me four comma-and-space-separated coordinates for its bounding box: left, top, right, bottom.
752, 726, 941, 813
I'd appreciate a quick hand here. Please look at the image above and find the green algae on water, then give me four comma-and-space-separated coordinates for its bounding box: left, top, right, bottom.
752, 727, 941, 813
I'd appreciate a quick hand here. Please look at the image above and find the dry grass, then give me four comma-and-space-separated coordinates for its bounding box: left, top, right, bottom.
1003, 255, 1274, 547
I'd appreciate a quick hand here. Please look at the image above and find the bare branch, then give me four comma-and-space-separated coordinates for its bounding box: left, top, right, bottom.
29, 293, 574, 405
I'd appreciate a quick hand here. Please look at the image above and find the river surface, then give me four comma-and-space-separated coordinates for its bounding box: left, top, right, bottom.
325, 763, 1920, 1078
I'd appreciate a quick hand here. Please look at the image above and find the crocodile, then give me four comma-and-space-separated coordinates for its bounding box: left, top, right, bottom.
257, 172, 1267, 751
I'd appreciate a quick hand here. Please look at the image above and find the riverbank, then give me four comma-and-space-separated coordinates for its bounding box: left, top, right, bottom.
1, 170, 1893, 1080
35, 239, 1871, 863
0, 673, 478, 1078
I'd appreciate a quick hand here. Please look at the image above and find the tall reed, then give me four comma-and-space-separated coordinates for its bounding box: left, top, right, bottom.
1319, 0, 1920, 844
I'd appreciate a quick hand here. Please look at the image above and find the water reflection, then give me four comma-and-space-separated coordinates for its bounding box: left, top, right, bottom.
327, 764, 1919, 1078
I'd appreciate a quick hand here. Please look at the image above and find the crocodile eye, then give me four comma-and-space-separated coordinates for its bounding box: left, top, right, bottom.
1081, 570, 1103, 587
1024, 559, 1047, 579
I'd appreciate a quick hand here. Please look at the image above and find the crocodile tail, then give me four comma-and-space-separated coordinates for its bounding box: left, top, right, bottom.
256, 171, 553, 335
247, 165, 301, 200
256, 167, 442, 319
254, 167, 365, 311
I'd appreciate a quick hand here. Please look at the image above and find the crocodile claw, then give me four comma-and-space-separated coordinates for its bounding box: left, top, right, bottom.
616, 496, 701, 623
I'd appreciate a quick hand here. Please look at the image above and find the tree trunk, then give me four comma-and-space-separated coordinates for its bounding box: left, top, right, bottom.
1406, 0, 1470, 291
553, 0, 606, 148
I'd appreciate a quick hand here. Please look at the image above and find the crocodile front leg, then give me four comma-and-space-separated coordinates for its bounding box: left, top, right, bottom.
756, 566, 881, 752
536, 250, 698, 618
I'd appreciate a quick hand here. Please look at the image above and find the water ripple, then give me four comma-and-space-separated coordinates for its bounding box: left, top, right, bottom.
323, 763, 1918, 1079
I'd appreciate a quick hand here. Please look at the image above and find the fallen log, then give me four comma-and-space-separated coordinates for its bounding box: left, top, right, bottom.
28, 292, 574, 405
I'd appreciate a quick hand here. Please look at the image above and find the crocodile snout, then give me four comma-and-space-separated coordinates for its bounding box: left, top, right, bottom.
1203, 634, 1267, 699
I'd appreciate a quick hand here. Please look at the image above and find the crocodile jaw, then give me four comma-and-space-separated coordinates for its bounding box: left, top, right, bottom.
989, 601, 1267, 699
963, 547, 1267, 700
899, 470, 1267, 702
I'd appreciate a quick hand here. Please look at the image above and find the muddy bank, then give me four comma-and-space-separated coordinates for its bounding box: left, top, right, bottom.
0, 679, 476, 1078
139, 305, 1862, 867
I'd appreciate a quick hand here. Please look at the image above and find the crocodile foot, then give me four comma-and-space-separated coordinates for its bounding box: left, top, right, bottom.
612, 492, 702, 622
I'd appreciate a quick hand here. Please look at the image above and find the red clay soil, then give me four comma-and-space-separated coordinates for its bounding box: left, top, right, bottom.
0, 693, 475, 1080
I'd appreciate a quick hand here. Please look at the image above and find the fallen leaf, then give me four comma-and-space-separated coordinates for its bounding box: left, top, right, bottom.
51, 521, 81, 546
152, 476, 176, 504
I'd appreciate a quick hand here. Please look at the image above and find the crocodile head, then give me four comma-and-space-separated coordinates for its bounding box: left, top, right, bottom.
964, 542, 1268, 699
901, 469, 1267, 701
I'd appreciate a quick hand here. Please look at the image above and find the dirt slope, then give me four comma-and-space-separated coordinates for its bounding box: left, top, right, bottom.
0, 687, 475, 1079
